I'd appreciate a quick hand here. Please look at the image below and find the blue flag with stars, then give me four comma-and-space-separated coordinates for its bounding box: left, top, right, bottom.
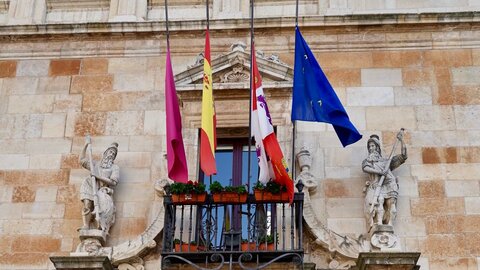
291, 27, 362, 147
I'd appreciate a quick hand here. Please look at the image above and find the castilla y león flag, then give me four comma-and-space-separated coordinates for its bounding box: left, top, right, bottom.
251, 44, 294, 203
165, 47, 188, 182
200, 30, 217, 176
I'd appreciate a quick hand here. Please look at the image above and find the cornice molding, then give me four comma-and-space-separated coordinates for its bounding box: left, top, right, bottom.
0, 11, 479, 38
46, 0, 110, 11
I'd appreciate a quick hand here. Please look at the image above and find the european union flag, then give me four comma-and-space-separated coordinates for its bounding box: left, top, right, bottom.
291, 27, 362, 147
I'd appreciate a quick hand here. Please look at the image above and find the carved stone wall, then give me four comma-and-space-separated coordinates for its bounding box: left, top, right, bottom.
0, 8, 480, 270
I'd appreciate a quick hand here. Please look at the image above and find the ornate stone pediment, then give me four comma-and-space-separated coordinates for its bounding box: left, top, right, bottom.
175, 42, 293, 92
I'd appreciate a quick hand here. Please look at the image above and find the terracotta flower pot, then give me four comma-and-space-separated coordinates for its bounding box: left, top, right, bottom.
241, 242, 274, 251
171, 192, 207, 204
212, 192, 247, 203
241, 242, 257, 251
174, 243, 198, 252
254, 190, 289, 202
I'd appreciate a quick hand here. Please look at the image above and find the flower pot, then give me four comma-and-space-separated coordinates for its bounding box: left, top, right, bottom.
241, 242, 257, 251
259, 243, 275, 251
174, 243, 198, 252
171, 192, 207, 204
212, 192, 247, 203
254, 190, 289, 202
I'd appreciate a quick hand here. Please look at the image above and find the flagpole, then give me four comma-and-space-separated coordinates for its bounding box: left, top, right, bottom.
291, 0, 299, 184
165, 0, 170, 49
247, 0, 254, 193
206, 0, 213, 186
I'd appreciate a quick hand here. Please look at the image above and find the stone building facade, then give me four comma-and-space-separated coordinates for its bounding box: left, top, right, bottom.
0, 0, 479, 269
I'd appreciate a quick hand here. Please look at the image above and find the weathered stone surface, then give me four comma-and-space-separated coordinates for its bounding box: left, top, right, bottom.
433, 67, 454, 105
12, 186, 36, 203
67, 112, 107, 136
327, 218, 366, 234
49, 59, 81, 76
465, 197, 480, 215
366, 106, 416, 130
5, 170, 69, 185
361, 68, 403, 86
416, 105, 456, 131
54, 94, 83, 112
25, 138, 72, 154
411, 197, 465, 216
29, 154, 62, 169
8, 94, 55, 114
317, 52, 373, 68
108, 58, 147, 74
423, 234, 468, 259
0, 61, 17, 78
455, 105, 480, 130
347, 87, 394, 106
445, 181, 480, 197
22, 202, 65, 219
12, 235, 61, 252
105, 111, 143, 135
424, 49, 472, 67
42, 113, 66, 137
0, 154, 29, 170
418, 180, 445, 198
394, 86, 432, 106
70, 75, 113, 94
324, 68, 361, 87
422, 147, 457, 164
35, 186, 58, 202
144, 110, 165, 135
2, 77, 39, 95
372, 51, 424, 67
17, 60, 49, 77
403, 67, 435, 87
37, 76, 71, 94
81, 58, 109, 75
113, 73, 155, 92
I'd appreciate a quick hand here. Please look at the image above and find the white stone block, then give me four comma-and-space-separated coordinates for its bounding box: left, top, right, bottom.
325, 166, 351, 179
8, 95, 55, 114
397, 177, 419, 197
16, 60, 49, 76
396, 196, 411, 218
446, 164, 480, 180
366, 106, 416, 130
296, 121, 327, 132
69, 169, 89, 185
29, 154, 62, 169
327, 218, 366, 234
22, 202, 65, 219
0, 186, 13, 202
445, 180, 480, 197
108, 58, 147, 74
144, 110, 166, 136
455, 105, 480, 130
465, 197, 480, 214
2, 219, 53, 235
115, 183, 154, 202
411, 164, 447, 181
417, 257, 430, 270
2, 77, 39, 95
394, 87, 432, 105
0, 203, 23, 219
122, 202, 149, 218
42, 113, 66, 138
115, 152, 152, 168
0, 154, 29, 169
35, 186, 58, 202
452, 67, 480, 85
37, 76, 71, 94
415, 106, 456, 131
113, 73, 155, 92
0, 139, 26, 154
326, 198, 364, 218
345, 106, 366, 131
394, 217, 426, 237
347, 87, 394, 106
361, 68, 403, 87
71, 136, 130, 154
54, 94, 83, 113
106, 111, 144, 135
409, 130, 469, 147
25, 138, 72, 154
60, 238, 73, 252
128, 135, 163, 152
119, 168, 150, 183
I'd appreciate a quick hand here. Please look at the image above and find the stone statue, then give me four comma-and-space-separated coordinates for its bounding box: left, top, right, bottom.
79, 137, 119, 234
362, 130, 406, 228
296, 146, 317, 191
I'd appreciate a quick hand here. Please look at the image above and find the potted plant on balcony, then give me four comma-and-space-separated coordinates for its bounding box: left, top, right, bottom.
170, 180, 207, 204
173, 239, 201, 252
210, 181, 248, 203
258, 234, 276, 251
253, 181, 289, 202
241, 238, 256, 251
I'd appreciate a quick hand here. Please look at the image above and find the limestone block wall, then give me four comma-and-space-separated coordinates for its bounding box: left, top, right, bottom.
0, 12, 480, 270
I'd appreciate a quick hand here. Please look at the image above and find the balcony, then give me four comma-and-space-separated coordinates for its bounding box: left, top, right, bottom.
161, 182, 305, 270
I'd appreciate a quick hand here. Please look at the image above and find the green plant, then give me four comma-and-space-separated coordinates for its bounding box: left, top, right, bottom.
253, 181, 286, 194
224, 185, 247, 194
209, 181, 224, 193
170, 181, 206, 195
258, 233, 278, 244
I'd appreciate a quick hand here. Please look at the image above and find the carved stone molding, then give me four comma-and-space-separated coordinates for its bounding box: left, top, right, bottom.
46, 0, 110, 11
0, 1, 9, 13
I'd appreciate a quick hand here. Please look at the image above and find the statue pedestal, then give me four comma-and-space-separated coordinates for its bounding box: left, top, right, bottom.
370, 224, 401, 251
50, 256, 113, 270
74, 229, 107, 254
356, 252, 421, 270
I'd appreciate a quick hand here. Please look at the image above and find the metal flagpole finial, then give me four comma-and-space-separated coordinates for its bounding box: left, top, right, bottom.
295, 0, 299, 26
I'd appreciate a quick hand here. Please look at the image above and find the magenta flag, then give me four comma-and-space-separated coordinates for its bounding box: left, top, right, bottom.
165, 47, 188, 182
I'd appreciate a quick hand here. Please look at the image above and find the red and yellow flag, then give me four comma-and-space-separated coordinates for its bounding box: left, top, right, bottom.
200, 30, 217, 176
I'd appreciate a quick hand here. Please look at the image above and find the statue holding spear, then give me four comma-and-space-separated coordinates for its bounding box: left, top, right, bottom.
362, 129, 407, 230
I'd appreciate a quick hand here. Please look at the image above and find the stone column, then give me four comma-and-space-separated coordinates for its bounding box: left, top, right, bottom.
109, 0, 147, 22
7, 0, 46, 25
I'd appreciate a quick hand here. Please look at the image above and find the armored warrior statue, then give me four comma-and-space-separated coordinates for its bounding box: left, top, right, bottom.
79, 136, 119, 234
362, 129, 407, 229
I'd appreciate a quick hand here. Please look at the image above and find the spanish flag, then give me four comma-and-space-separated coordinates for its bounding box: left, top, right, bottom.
200, 30, 217, 176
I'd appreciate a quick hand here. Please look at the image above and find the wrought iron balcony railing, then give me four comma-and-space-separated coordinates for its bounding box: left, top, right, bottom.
161, 183, 305, 270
